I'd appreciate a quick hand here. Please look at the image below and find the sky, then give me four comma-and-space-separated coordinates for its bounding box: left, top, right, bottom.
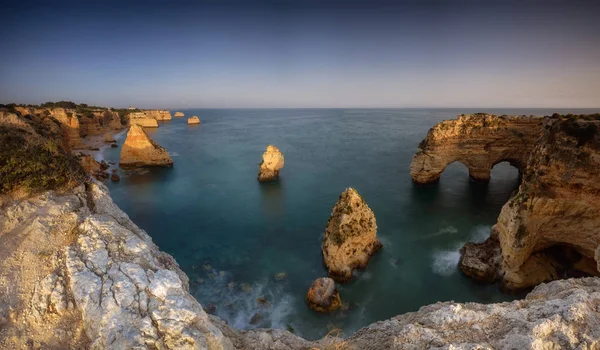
1, 0, 599, 108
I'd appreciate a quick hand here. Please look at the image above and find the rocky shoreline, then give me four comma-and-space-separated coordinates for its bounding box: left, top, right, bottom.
1, 108, 599, 349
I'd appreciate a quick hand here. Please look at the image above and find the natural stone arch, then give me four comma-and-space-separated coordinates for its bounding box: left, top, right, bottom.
410, 113, 542, 184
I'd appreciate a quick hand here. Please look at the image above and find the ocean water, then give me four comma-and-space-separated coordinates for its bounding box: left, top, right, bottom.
101, 108, 598, 339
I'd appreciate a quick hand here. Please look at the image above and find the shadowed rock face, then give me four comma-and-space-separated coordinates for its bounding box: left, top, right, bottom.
257, 145, 284, 182
306, 277, 342, 313
119, 124, 173, 167
410, 114, 542, 184
322, 188, 382, 282
460, 116, 600, 292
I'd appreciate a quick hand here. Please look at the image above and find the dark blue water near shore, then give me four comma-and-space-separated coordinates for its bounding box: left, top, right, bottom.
102, 108, 597, 339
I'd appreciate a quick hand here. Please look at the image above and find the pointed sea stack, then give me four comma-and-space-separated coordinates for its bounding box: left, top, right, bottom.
119, 124, 173, 167
322, 188, 382, 282
257, 145, 284, 182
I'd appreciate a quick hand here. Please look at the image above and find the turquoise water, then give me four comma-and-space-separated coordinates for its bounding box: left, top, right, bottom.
102, 108, 597, 339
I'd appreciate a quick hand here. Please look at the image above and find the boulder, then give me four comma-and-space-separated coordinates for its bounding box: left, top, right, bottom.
257, 145, 284, 182
306, 277, 341, 313
110, 174, 120, 182
119, 124, 173, 167
187, 116, 201, 125
322, 188, 382, 282
174, 112, 184, 117
104, 133, 116, 143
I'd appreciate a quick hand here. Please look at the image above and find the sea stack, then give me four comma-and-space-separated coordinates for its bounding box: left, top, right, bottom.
188, 116, 201, 125
322, 188, 382, 282
119, 124, 173, 167
257, 145, 284, 182
306, 277, 342, 313
175, 111, 184, 117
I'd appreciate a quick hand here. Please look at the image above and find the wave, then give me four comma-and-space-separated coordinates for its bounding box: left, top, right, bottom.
190, 266, 295, 333
430, 225, 492, 276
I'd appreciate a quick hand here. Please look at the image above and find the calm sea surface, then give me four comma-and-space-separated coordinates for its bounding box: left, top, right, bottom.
102, 108, 599, 339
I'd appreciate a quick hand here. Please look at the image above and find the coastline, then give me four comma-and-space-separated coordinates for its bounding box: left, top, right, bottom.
76, 128, 128, 162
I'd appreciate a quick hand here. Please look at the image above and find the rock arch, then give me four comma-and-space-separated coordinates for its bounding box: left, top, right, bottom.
410, 114, 542, 184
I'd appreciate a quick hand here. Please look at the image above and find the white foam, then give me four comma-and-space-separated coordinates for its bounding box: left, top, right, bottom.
431, 249, 461, 276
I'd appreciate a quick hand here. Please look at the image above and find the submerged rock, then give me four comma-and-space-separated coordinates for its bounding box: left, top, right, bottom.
274, 272, 287, 281
306, 277, 341, 313
175, 111, 184, 117
257, 145, 284, 182
322, 188, 382, 282
119, 124, 173, 167
187, 116, 201, 125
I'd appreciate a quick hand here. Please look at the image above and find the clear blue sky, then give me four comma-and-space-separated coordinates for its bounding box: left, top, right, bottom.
1, 0, 599, 108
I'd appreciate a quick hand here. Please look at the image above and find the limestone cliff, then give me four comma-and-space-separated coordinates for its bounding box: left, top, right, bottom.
2, 181, 599, 349
146, 110, 172, 121
410, 114, 542, 184
322, 188, 382, 282
128, 112, 159, 128
458, 115, 600, 292
120, 124, 173, 167
48, 108, 84, 150
257, 145, 284, 182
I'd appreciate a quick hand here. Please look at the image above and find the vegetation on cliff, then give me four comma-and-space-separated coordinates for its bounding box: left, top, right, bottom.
0, 114, 86, 195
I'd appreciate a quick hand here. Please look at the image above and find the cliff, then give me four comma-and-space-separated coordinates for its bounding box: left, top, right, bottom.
120, 124, 173, 167
145, 110, 172, 121
491, 116, 599, 291
410, 114, 542, 184
128, 112, 159, 128
1, 181, 599, 349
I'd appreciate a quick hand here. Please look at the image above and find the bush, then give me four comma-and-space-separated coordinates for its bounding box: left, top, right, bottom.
0, 125, 86, 195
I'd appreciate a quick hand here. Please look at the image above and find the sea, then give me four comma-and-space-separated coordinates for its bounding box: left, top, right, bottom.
101, 108, 599, 340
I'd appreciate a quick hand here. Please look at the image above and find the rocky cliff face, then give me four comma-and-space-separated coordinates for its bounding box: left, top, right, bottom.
2, 181, 599, 350
48, 108, 84, 150
458, 116, 600, 292
79, 111, 122, 136
120, 124, 173, 167
128, 112, 160, 128
146, 110, 172, 121
257, 145, 284, 182
322, 188, 382, 282
410, 114, 542, 184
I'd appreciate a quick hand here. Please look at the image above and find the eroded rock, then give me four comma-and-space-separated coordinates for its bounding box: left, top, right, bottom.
257, 145, 284, 182
175, 111, 184, 117
322, 188, 382, 282
119, 124, 173, 167
188, 116, 201, 125
306, 277, 342, 313
410, 114, 542, 184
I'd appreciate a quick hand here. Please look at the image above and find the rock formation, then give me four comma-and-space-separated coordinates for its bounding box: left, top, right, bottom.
104, 133, 116, 143
146, 110, 172, 121
257, 145, 284, 182
306, 277, 342, 313
175, 111, 184, 117
1, 182, 599, 349
48, 108, 84, 150
458, 115, 600, 292
322, 188, 382, 282
119, 124, 173, 167
128, 112, 159, 128
187, 116, 201, 125
79, 155, 108, 181
410, 114, 542, 184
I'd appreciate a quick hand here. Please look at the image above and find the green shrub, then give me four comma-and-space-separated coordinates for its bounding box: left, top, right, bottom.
0, 126, 86, 195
